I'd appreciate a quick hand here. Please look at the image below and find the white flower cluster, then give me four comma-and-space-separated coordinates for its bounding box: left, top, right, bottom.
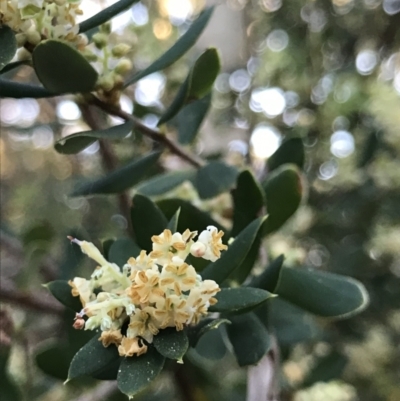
69, 226, 227, 358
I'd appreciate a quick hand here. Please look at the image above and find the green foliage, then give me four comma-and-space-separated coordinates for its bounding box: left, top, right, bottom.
186, 318, 231, 347
0, 60, 30, 76
0, 79, 55, 98
153, 328, 189, 361
45, 280, 81, 312
248, 254, 285, 292
117, 347, 165, 397
72, 151, 161, 196
275, 267, 369, 318
167, 208, 181, 232
125, 7, 214, 86
55, 122, 133, 154
36, 344, 73, 380
108, 237, 141, 266
131, 194, 168, 251
32, 40, 98, 93
267, 137, 305, 172
0, 25, 17, 71
209, 287, 274, 313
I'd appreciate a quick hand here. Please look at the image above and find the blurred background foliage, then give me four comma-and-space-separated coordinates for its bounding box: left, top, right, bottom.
1, 0, 400, 400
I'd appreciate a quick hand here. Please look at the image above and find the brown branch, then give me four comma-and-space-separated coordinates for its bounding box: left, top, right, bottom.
0, 280, 63, 315
79, 103, 133, 237
88, 95, 206, 169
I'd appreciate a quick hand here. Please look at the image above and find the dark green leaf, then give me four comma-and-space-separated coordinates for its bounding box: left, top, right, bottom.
231, 170, 265, 237
209, 287, 274, 313
186, 318, 230, 347
36, 344, 72, 380
124, 7, 214, 86
188, 48, 220, 99
68, 335, 120, 381
136, 170, 195, 197
167, 208, 181, 232
102, 239, 115, 259
153, 328, 188, 360
262, 164, 303, 236
158, 48, 220, 126
79, 0, 139, 33
226, 313, 270, 367
72, 151, 161, 196
268, 298, 321, 346
0, 79, 55, 98
55, 122, 133, 154
33, 40, 98, 93
0, 349, 21, 401
59, 230, 86, 280
157, 198, 223, 233
0, 60, 30, 76
0, 25, 17, 71
194, 326, 227, 360
201, 217, 266, 284
275, 267, 369, 318
92, 357, 122, 381
301, 351, 348, 387
267, 137, 305, 172
117, 347, 165, 397
247, 254, 285, 292
45, 280, 81, 311
177, 93, 211, 144
131, 194, 168, 251
195, 161, 238, 200
108, 237, 141, 266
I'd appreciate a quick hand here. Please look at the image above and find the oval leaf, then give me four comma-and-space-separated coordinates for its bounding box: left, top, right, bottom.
55, 121, 133, 154
275, 267, 369, 318
153, 328, 189, 360
247, 254, 285, 292
131, 194, 168, 251
79, 0, 139, 33
231, 170, 265, 237
194, 326, 227, 360
125, 7, 214, 86
45, 280, 81, 311
201, 216, 267, 284
0, 26, 17, 71
68, 335, 120, 381
226, 313, 270, 367
108, 237, 141, 266
267, 136, 305, 172
33, 40, 98, 93
262, 164, 303, 236
136, 170, 195, 197
36, 344, 72, 380
195, 161, 238, 200
72, 151, 161, 196
0, 79, 55, 98
187, 318, 230, 347
117, 347, 165, 397
209, 287, 273, 314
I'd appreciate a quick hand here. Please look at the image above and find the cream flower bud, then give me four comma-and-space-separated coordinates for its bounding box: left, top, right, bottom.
101, 316, 112, 331
112, 44, 131, 58
115, 59, 132, 75
26, 29, 41, 45
92, 33, 108, 49
16, 33, 27, 47
190, 241, 206, 258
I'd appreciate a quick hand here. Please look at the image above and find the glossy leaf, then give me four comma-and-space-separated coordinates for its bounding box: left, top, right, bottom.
248, 254, 285, 292
72, 151, 161, 196
187, 318, 230, 347
177, 93, 211, 144
201, 217, 266, 284
153, 328, 189, 360
131, 194, 168, 251
0, 80, 55, 98
55, 122, 133, 154
0, 60, 29, 76
45, 280, 81, 311
262, 164, 303, 236
33, 40, 98, 93
36, 344, 72, 380
0, 25, 17, 71
194, 326, 227, 360
68, 335, 120, 381
275, 267, 369, 318
117, 347, 165, 397
226, 313, 270, 367
158, 48, 220, 125
231, 170, 265, 237
79, 0, 139, 33
209, 287, 274, 313
92, 358, 122, 381
108, 237, 141, 266
167, 208, 181, 232
195, 161, 238, 200
124, 7, 214, 86
136, 170, 195, 197
157, 198, 223, 233
267, 137, 305, 172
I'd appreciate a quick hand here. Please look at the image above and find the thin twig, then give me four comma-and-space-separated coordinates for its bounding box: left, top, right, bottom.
79, 103, 133, 237
88, 95, 206, 169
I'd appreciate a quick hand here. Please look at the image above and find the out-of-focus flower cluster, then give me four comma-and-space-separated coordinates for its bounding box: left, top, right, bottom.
68, 226, 227, 358
0, 0, 133, 101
